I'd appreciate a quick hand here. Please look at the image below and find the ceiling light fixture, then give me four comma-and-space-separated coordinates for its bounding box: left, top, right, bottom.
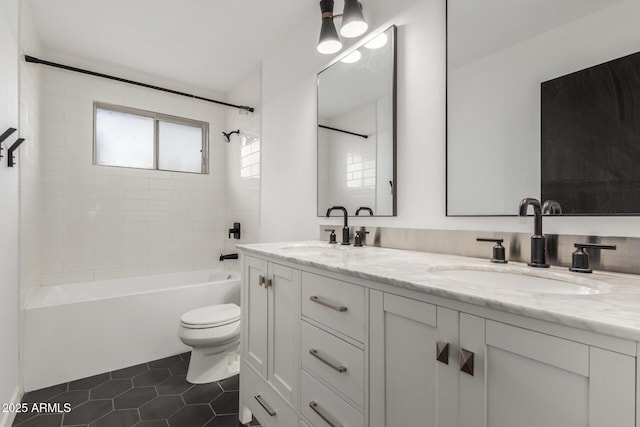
317, 0, 368, 55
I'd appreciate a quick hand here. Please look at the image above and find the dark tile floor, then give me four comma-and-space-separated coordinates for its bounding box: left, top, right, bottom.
12, 353, 261, 427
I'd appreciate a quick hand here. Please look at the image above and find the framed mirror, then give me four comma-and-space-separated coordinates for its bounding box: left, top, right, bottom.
447, 0, 640, 216
317, 25, 397, 217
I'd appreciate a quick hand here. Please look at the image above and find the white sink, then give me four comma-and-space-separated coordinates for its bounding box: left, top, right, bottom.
433, 268, 609, 295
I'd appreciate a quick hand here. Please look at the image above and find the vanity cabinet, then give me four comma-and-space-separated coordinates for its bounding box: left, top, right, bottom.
240, 255, 300, 426
370, 290, 635, 427
239, 250, 638, 427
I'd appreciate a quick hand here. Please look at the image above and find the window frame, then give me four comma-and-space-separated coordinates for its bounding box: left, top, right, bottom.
93, 102, 210, 174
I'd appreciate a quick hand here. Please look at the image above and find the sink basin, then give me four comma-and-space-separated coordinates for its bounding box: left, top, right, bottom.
432, 268, 609, 295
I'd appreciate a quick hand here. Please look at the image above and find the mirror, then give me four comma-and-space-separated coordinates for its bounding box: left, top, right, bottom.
317, 25, 396, 217
447, 0, 640, 215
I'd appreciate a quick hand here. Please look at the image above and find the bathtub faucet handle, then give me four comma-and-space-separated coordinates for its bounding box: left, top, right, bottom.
228, 222, 241, 239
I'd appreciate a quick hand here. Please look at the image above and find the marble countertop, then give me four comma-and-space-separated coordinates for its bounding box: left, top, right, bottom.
238, 241, 640, 342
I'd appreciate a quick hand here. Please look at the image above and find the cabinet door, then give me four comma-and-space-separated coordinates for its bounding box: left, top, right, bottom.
371, 291, 454, 427
244, 256, 268, 378
478, 320, 635, 427
268, 262, 300, 407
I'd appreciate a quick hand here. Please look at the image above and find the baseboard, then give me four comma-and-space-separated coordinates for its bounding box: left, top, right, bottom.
0, 387, 22, 427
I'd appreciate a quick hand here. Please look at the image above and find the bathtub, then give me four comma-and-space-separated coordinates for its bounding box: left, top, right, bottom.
24, 269, 240, 391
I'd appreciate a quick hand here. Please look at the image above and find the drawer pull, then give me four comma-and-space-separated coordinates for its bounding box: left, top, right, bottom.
309, 401, 342, 427
436, 341, 450, 365
258, 275, 266, 287
310, 295, 348, 312
254, 394, 276, 416
309, 348, 347, 373
459, 348, 474, 376
265, 278, 273, 288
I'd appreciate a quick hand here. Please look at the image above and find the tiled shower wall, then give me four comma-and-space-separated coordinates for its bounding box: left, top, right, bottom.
18, 5, 42, 296
224, 66, 261, 258
21, 52, 230, 286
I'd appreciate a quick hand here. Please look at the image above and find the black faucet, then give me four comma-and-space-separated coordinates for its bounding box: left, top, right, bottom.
355, 207, 373, 216
326, 206, 350, 245
518, 198, 549, 268
219, 253, 239, 261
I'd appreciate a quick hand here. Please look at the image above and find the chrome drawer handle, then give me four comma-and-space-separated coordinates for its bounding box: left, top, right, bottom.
310, 295, 348, 312
254, 394, 276, 416
309, 401, 342, 427
309, 348, 347, 373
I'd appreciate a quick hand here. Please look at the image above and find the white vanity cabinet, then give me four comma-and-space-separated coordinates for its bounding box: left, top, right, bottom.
370, 290, 636, 427
239, 250, 638, 427
240, 255, 300, 426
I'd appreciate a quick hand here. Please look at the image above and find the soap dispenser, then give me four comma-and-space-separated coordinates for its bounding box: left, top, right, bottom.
476, 238, 508, 263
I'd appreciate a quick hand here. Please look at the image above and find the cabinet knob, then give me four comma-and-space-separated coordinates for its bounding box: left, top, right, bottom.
258, 275, 265, 287
459, 348, 474, 376
436, 341, 450, 365
265, 278, 273, 288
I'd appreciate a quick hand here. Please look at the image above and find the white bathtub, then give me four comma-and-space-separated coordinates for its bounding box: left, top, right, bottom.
24, 269, 240, 391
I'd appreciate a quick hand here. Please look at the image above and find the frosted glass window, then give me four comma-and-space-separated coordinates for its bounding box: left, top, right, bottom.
158, 121, 204, 173
95, 108, 154, 169
94, 103, 209, 174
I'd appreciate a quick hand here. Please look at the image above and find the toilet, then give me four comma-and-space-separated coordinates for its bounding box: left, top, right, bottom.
178, 303, 241, 384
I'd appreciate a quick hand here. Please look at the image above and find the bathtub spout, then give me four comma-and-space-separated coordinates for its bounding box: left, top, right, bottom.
219, 253, 239, 261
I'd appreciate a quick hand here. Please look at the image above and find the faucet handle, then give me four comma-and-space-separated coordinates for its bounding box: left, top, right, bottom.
476, 238, 508, 264
569, 243, 616, 273
324, 229, 337, 244
354, 230, 370, 247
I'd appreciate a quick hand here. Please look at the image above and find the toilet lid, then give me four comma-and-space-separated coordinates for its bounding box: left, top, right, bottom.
180, 303, 240, 328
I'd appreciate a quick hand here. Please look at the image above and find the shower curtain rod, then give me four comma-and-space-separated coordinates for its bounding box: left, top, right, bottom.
318, 124, 368, 139
25, 55, 255, 113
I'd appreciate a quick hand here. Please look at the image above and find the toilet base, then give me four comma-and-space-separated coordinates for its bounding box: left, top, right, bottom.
186, 341, 240, 384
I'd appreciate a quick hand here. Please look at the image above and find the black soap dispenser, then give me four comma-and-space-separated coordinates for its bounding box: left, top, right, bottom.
476, 238, 508, 263
325, 229, 337, 244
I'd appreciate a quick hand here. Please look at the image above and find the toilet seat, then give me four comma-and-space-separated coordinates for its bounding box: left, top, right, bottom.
180, 303, 240, 329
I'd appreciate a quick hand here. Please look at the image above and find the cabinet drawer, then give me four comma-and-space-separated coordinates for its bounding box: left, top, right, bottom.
301, 321, 365, 408
301, 370, 364, 427
241, 364, 298, 427
301, 272, 365, 342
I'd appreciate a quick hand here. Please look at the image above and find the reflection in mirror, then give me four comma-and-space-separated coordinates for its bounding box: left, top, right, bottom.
317, 26, 396, 217
447, 0, 640, 215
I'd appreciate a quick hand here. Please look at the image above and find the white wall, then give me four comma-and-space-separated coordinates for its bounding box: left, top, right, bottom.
0, 0, 22, 423
22, 52, 230, 286
260, 0, 640, 240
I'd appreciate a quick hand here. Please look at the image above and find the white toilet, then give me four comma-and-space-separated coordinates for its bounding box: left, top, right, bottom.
178, 303, 241, 384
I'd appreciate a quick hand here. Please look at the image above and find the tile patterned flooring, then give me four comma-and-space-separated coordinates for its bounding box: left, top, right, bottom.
12, 353, 261, 427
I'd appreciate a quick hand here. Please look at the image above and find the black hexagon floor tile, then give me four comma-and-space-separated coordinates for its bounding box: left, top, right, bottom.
218, 375, 239, 392
132, 369, 171, 387
139, 396, 183, 421
90, 379, 132, 399
168, 404, 214, 427
156, 375, 192, 396
210, 391, 239, 416
182, 383, 223, 405
62, 399, 112, 425
89, 409, 139, 427
12, 353, 261, 427
68, 373, 110, 391
13, 413, 63, 427
114, 387, 157, 410
148, 355, 182, 370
